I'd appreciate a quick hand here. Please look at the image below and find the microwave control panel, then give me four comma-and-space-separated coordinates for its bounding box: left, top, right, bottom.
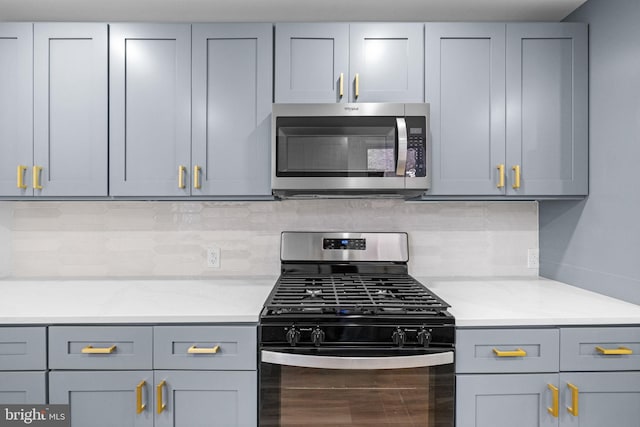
405, 116, 427, 178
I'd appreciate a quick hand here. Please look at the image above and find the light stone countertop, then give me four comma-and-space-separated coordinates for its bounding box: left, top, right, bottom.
1, 277, 640, 327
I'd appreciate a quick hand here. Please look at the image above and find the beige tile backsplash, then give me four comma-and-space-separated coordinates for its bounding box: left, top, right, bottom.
0, 200, 538, 279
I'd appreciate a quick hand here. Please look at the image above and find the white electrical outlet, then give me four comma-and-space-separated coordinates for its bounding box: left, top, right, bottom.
207, 247, 221, 269
527, 248, 539, 269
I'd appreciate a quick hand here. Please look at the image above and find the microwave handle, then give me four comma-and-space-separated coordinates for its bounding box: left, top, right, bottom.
396, 118, 408, 176
261, 350, 453, 370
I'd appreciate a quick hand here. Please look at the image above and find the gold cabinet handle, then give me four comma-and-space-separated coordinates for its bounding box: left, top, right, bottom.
187, 345, 220, 354
512, 165, 521, 189
193, 165, 202, 189
567, 383, 579, 416
156, 380, 167, 414
492, 347, 527, 357
595, 345, 633, 355
81, 345, 117, 354
178, 165, 186, 189
547, 384, 559, 418
339, 72, 344, 98
17, 165, 28, 189
354, 73, 360, 99
32, 166, 43, 190
136, 380, 146, 414
497, 164, 505, 188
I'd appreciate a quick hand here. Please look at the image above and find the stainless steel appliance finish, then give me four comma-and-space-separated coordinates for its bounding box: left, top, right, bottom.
259, 231, 455, 427
271, 103, 430, 198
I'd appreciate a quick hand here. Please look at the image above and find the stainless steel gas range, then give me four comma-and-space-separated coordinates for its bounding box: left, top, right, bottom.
259, 232, 455, 427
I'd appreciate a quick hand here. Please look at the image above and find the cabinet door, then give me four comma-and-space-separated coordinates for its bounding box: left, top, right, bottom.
154, 370, 257, 427
110, 24, 191, 197
274, 23, 349, 103
457, 373, 559, 427
192, 24, 272, 196
349, 23, 424, 103
49, 370, 153, 427
33, 23, 108, 197
0, 23, 33, 197
425, 23, 506, 196
559, 372, 640, 427
506, 23, 588, 196
0, 372, 46, 404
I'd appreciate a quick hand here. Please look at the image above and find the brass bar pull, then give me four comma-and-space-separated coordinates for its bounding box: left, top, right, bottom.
156, 380, 167, 414
32, 166, 43, 190
17, 165, 28, 189
354, 73, 360, 99
547, 384, 559, 417
81, 345, 117, 354
595, 346, 633, 355
497, 164, 505, 188
567, 383, 579, 416
512, 165, 521, 189
193, 165, 202, 189
178, 165, 186, 189
492, 348, 527, 357
339, 73, 344, 98
187, 345, 220, 354
136, 380, 146, 414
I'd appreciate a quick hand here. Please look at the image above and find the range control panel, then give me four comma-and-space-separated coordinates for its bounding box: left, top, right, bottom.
323, 238, 366, 250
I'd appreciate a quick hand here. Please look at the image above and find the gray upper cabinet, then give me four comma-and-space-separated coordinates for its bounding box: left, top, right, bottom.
506, 23, 588, 196
109, 24, 192, 197
0, 23, 33, 197
275, 23, 424, 103
426, 23, 506, 195
275, 23, 349, 103
0, 23, 107, 198
349, 23, 424, 103
192, 24, 272, 196
426, 22, 588, 197
33, 23, 108, 197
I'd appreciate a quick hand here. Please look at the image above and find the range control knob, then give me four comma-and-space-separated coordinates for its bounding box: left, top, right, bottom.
417, 329, 433, 347
285, 327, 301, 346
311, 327, 325, 347
392, 328, 406, 347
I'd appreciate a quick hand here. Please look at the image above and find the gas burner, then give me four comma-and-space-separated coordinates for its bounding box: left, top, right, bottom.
305, 289, 323, 298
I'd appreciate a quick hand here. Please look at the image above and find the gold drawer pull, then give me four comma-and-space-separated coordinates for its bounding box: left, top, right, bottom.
17, 165, 28, 189
547, 384, 559, 418
492, 348, 527, 357
595, 346, 633, 355
567, 383, 579, 416
81, 345, 117, 354
136, 380, 146, 414
33, 165, 43, 190
512, 164, 521, 189
497, 164, 505, 188
156, 380, 167, 414
187, 345, 220, 354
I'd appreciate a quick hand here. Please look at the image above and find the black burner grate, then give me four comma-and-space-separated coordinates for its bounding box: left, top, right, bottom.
264, 273, 450, 316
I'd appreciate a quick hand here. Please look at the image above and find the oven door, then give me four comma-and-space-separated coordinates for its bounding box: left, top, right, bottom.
259, 347, 454, 427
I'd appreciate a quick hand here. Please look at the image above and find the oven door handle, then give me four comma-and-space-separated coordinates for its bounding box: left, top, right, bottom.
396, 117, 408, 177
261, 350, 453, 370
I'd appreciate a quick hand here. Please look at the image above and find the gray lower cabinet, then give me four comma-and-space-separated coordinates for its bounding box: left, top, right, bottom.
0, 327, 47, 404
425, 22, 587, 197
457, 326, 640, 426
275, 23, 424, 103
0, 23, 108, 198
47, 325, 257, 427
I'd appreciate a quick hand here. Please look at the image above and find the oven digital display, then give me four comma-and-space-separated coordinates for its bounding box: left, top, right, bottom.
323, 238, 366, 250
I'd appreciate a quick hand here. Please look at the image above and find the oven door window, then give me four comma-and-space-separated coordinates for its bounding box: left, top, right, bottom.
276, 117, 399, 177
260, 348, 454, 427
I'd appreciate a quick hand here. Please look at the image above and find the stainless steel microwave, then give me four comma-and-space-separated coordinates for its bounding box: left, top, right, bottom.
271, 103, 430, 198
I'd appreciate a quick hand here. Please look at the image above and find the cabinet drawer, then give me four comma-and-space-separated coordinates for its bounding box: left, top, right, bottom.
560, 327, 640, 372
456, 328, 559, 373
154, 325, 257, 370
0, 327, 46, 371
49, 326, 152, 370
